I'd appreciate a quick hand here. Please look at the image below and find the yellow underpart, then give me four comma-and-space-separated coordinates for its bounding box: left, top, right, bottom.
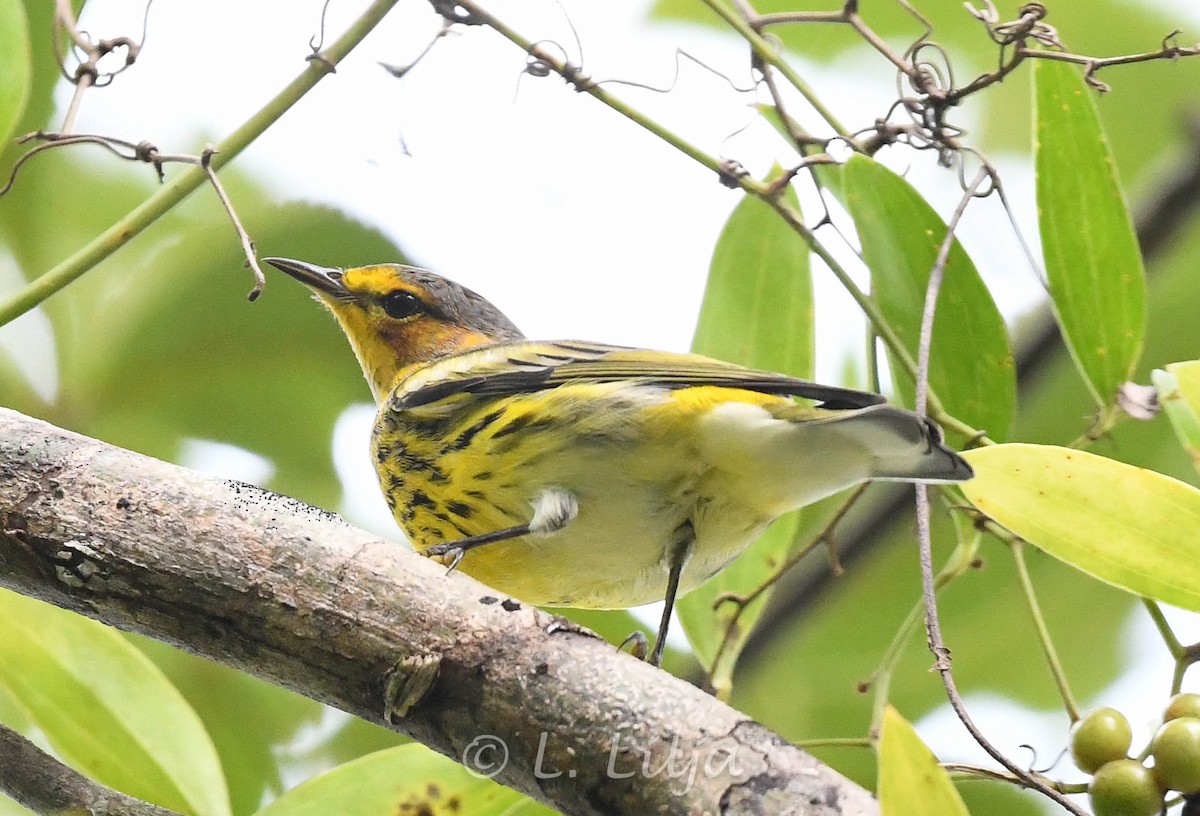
374, 380, 850, 608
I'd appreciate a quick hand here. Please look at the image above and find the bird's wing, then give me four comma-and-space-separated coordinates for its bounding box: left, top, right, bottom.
393, 340, 886, 410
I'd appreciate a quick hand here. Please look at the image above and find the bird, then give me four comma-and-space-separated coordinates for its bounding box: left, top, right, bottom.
264, 257, 974, 666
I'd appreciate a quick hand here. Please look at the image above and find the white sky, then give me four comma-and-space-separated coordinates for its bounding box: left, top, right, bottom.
65, 0, 1056, 354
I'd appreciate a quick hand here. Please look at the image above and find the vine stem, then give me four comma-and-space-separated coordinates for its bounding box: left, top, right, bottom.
911, 168, 1087, 816
0, 0, 401, 328
445, 0, 987, 445
696, 0, 854, 141
1012, 540, 1081, 721
1142, 598, 1192, 696
759, 195, 983, 442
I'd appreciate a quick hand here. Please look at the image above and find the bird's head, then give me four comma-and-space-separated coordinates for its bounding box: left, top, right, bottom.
264, 258, 524, 402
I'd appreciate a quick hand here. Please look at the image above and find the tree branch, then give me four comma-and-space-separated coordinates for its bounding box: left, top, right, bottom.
0, 723, 180, 816
0, 409, 878, 816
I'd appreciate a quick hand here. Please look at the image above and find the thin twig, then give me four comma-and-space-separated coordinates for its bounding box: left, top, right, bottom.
864, 513, 981, 732
0, 0, 401, 328
912, 169, 1087, 815
706, 483, 869, 683
55, 0, 94, 132
2, 133, 266, 300
942, 761, 1087, 793
53, 0, 153, 131
1011, 541, 1081, 721
793, 737, 872, 750
200, 147, 266, 301
699, 0, 854, 141
1141, 599, 1198, 696
593, 48, 758, 95
0, 131, 194, 195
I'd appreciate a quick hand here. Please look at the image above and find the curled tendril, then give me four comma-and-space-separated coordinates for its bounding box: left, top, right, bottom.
54, 1, 153, 89
906, 41, 955, 96
593, 48, 758, 95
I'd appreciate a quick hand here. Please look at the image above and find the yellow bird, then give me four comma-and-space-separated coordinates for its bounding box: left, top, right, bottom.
265, 258, 973, 665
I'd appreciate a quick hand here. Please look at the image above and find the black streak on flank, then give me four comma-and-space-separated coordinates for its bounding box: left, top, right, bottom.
490, 413, 533, 440
388, 441, 437, 474
404, 412, 454, 440
446, 500, 474, 520
447, 409, 504, 452
474, 471, 493, 481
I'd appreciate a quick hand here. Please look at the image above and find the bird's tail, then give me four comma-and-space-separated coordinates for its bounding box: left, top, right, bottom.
826, 404, 973, 483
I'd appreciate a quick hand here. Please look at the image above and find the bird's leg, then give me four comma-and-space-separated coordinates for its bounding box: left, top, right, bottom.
648, 534, 692, 667
423, 524, 533, 572
422, 487, 578, 573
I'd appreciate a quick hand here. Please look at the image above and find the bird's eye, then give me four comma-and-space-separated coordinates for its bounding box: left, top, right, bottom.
382, 290, 423, 319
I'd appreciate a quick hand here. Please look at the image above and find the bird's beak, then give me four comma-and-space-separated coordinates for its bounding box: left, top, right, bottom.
262, 257, 350, 300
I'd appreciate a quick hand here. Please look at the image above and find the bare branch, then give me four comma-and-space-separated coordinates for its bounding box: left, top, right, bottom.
0, 723, 180, 816
0, 409, 878, 816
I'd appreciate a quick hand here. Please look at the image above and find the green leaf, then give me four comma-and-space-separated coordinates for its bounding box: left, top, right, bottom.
691, 171, 813, 376
1034, 59, 1145, 406
676, 173, 813, 692
1153, 362, 1200, 475
878, 705, 969, 816
0, 590, 231, 816
960, 444, 1200, 611
3, 177, 404, 509
254, 744, 553, 816
0, 0, 30, 149
0, 796, 34, 816
130, 634, 335, 816
842, 154, 1015, 441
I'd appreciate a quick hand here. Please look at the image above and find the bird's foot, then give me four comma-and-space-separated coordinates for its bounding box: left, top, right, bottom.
421, 543, 465, 573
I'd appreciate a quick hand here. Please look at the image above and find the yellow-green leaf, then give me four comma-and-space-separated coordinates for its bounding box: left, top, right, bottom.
961, 444, 1200, 611
0, 0, 30, 149
1034, 59, 1145, 406
0, 590, 231, 816
878, 705, 968, 816
678, 171, 812, 691
254, 744, 553, 816
1153, 361, 1200, 474
0, 796, 34, 816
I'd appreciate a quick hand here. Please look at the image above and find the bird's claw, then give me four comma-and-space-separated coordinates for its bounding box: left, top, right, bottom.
422, 544, 465, 573
619, 630, 650, 662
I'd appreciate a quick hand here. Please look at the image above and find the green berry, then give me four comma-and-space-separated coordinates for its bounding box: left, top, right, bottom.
1089, 759, 1164, 816
1071, 707, 1133, 773
1165, 693, 1200, 723
1151, 716, 1200, 794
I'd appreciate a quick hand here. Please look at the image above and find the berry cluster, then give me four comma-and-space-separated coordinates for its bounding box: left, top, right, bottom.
1070, 694, 1200, 815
